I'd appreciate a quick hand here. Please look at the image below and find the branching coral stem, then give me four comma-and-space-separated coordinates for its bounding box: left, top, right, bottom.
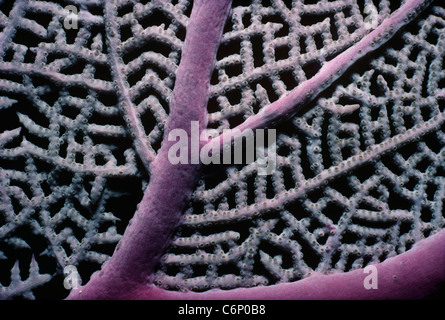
67, 0, 439, 300
104, 2, 156, 174
67, 0, 233, 300
207, 0, 433, 150
124, 228, 445, 299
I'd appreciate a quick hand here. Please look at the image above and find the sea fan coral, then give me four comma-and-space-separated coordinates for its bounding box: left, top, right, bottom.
0, 0, 444, 300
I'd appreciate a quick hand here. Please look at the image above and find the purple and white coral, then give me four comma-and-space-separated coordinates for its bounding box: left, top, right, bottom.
0, 0, 444, 300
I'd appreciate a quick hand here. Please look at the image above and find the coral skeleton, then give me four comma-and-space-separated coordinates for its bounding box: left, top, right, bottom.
0, 0, 443, 299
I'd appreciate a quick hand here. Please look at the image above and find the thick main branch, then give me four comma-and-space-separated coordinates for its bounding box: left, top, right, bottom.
67, 0, 232, 300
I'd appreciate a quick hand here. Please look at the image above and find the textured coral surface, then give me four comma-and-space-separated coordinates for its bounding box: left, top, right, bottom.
0, 0, 444, 299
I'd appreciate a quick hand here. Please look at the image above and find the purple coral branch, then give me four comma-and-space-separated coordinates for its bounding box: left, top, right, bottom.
65, 0, 444, 300
67, 226, 445, 300
207, 0, 433, 149
114, 228, 445, 300
66, 0, 233, 300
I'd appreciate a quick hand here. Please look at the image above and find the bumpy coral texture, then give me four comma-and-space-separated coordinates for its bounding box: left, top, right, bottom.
0, 0, 444, 299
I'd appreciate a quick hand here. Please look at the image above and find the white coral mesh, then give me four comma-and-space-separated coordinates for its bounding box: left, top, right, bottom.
154, 0, 445, 291
0, 0, 443, 298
